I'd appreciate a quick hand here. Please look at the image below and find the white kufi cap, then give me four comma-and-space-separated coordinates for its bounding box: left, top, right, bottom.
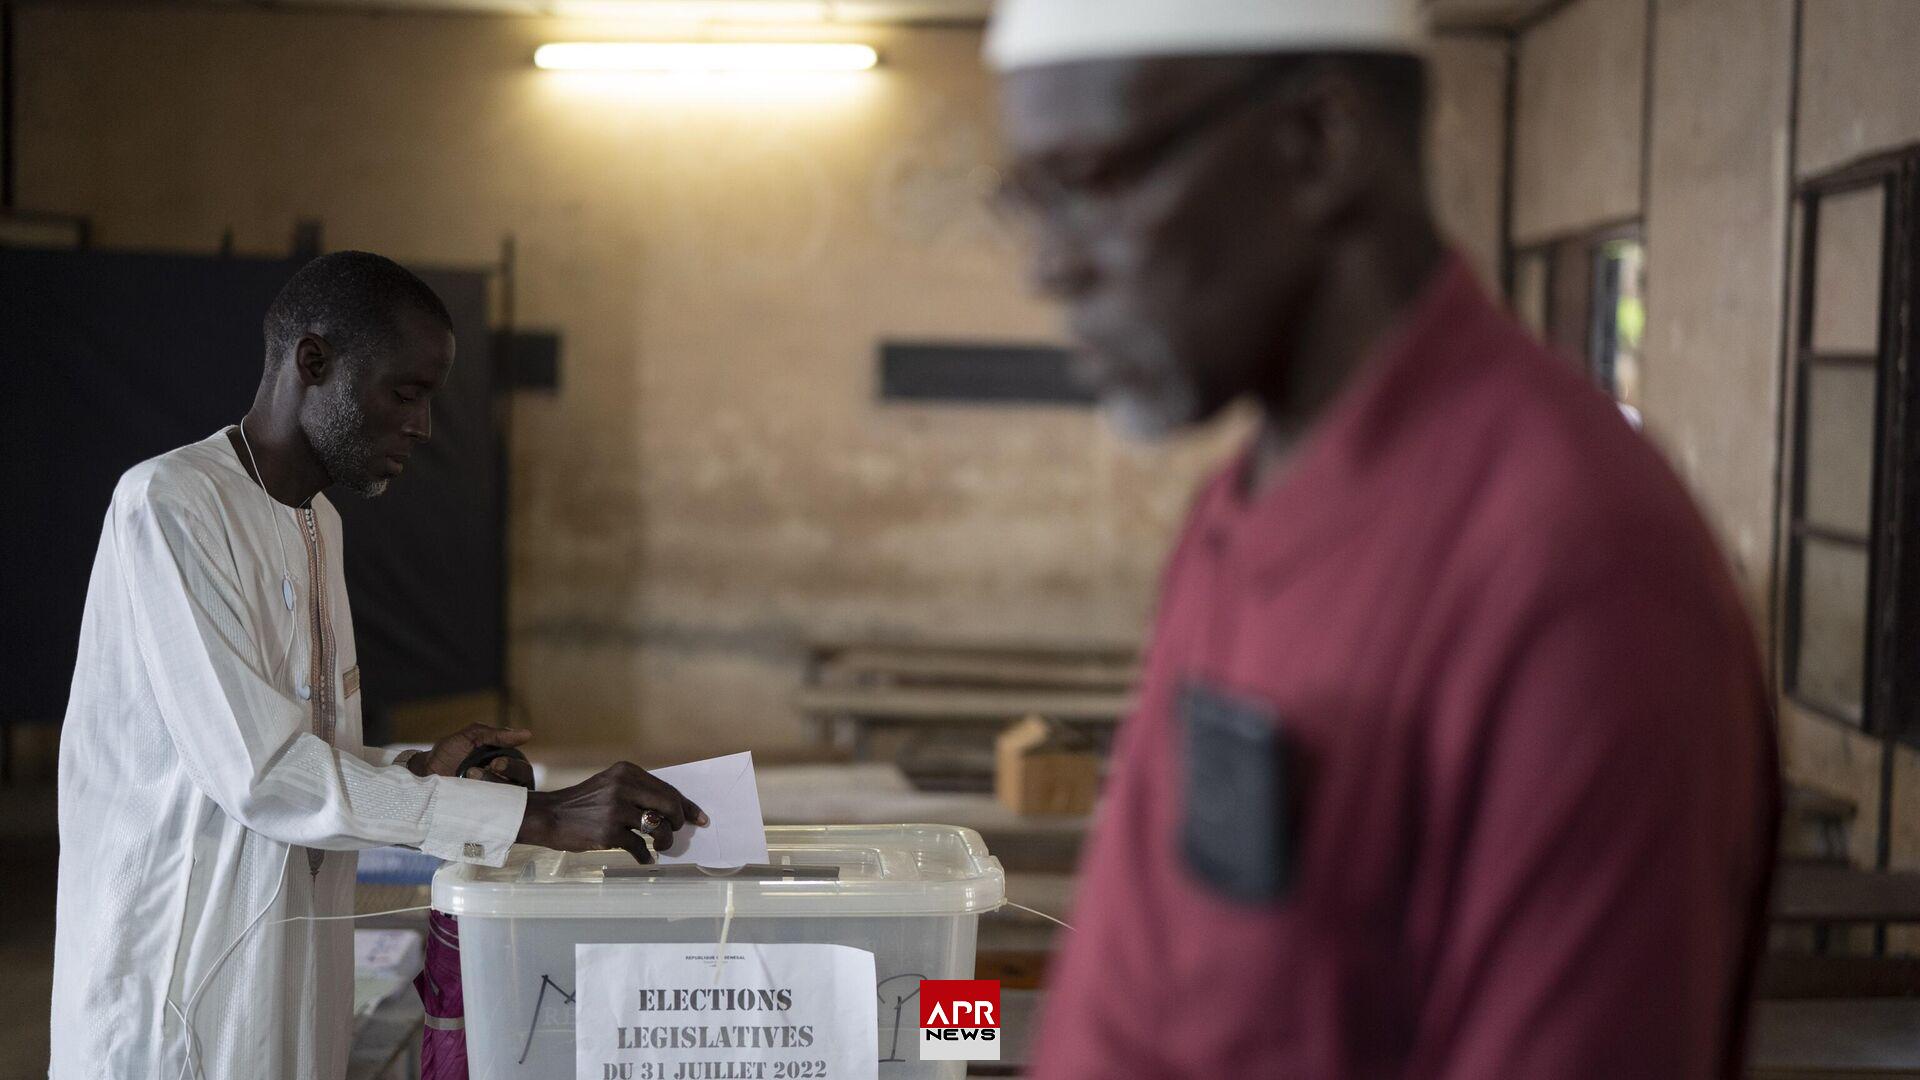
986, 0, 1427, 72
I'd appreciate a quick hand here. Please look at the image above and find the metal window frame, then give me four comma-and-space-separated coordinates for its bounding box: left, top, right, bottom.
1784, 151, 1919, 737
1510, 218, 1642, 395
1586, 227, 1646, 400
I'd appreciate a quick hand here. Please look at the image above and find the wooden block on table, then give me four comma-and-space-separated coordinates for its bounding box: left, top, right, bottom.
997, 717, 1100, 816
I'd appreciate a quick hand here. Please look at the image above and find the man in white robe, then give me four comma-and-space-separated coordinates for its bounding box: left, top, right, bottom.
51, 251, 704, 1080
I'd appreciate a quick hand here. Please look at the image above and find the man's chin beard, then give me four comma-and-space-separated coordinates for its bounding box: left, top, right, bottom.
1098, 378, 1206, 441
1080, 327, 1213, 441
332, 472, 391, 499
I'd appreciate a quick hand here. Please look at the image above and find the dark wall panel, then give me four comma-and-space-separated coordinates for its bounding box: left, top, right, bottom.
0, 249, 502, 744
879, 341, 1094, 406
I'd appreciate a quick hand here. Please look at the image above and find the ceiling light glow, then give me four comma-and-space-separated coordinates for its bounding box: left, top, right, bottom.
534, 41, 880, 73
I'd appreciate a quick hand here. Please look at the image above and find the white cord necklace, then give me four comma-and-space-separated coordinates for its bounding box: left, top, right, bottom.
235, 423, 308, 698
236, 422, 300, 614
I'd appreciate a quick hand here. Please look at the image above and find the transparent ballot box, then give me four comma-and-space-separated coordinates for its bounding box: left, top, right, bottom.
432, 825, 1007, 1079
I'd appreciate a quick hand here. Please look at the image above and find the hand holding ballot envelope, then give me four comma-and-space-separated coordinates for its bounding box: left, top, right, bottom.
642, 752, 769, 866
517, 751, 769, 866
517, 760, 710, 864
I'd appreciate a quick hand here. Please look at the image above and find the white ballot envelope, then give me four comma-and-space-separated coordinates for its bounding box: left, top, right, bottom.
647, 751, 769, 867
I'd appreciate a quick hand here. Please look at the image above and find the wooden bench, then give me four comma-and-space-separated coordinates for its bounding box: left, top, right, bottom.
800, 639, 1133, 735
818, 646, 1137, 692
792, 685, 1131, 762
795, 685, 1132, 723
1772, 863, 1920, 924
1750, 999, 1920, 1078
1760, 954, 1920, 999
806, 639, 1135, 680
795, 639, 1138, 790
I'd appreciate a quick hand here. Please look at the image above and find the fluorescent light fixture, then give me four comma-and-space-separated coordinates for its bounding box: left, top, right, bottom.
551, 1, 832, 20
534, 41, 879, 72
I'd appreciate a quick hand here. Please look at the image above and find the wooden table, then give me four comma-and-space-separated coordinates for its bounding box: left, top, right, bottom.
820, 646, 1137, 692
797, 639, 1137, 782
807, 638, 1135, 671
1751, 999, 1920, 1077
792, 685, 1131, 758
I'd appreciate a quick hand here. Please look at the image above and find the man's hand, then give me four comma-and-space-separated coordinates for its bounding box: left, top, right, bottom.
407, 723, 536, 786
517, 761, 709, 864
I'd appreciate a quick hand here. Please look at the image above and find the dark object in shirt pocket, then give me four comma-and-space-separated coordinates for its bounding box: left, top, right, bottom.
1179, 681, 1297, 903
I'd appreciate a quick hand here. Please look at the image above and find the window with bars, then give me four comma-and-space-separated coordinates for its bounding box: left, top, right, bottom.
1784, 153, 1919, 735
1511, 221, 1645, 420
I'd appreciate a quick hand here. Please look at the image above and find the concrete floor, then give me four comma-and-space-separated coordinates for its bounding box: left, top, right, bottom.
0, 784, 57, 1080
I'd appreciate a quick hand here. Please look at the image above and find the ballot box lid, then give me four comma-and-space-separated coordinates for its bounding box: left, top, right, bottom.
431, 824, 1006, 919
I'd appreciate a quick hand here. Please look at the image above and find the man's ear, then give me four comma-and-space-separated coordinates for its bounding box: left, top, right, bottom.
292, 333, 333, 389
1270, 67, 1368, 229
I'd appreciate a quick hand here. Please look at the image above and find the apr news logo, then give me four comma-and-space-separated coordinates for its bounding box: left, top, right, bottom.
918, 979, 1000, 1061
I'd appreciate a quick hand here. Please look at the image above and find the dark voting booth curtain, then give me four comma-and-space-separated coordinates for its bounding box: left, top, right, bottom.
1, 249, 505, 747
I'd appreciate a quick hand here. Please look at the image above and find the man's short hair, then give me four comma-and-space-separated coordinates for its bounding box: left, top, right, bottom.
263, 251, 452, 371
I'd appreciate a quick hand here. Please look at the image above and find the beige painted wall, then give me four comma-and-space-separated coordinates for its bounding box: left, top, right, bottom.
1640, 0, 1792, 625
18, 7, 1508, 761
1427, 34, 1510, 287
1512, 0, 1647, 243
1799, 0, 1920, 178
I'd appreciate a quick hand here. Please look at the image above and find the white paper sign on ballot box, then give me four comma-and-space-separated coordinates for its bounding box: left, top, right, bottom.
575, 943, 879, 1080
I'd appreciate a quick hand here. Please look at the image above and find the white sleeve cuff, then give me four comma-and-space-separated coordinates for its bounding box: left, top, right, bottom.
420, 776, 527, 867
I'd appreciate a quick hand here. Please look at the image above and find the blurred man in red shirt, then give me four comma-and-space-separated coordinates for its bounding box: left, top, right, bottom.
986, 2, 1778, 1076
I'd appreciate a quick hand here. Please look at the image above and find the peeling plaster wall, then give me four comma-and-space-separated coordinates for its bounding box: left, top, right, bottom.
1428, 34, 1511, 287
1640, 0, 1792, 631
1512, 0, 1647, 244
18, 6, 1511, 760
1798, 0, 1920, 178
